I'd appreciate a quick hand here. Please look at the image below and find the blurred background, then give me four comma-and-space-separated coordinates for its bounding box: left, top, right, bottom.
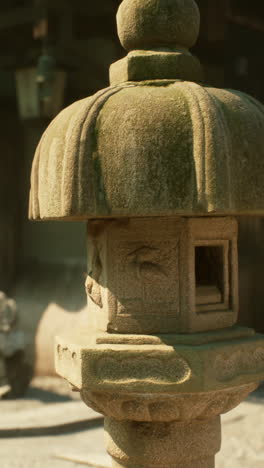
0, 0, 264, 395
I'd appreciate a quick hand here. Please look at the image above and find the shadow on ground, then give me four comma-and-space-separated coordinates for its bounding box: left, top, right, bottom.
247, 382, 264, 403
23, 386, 73, 403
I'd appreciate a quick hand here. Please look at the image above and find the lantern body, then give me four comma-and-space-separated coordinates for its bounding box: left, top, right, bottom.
86, 217, 238, 334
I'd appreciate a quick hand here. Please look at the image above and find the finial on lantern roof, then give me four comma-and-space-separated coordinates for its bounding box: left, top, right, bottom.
110, 0, 202, 84
117, 0, 200, 51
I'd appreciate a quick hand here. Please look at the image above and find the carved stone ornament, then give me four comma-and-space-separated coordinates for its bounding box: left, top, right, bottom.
81, 384, 257, 422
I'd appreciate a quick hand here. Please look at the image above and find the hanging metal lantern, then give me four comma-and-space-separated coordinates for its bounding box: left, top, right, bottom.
15, 54, 66, 119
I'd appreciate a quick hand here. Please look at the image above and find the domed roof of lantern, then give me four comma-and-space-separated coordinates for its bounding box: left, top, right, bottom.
30, 0, 264, 220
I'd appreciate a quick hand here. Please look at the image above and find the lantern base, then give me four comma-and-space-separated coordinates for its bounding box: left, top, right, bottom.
112, 459, 215, 468
105, 416, 221, 468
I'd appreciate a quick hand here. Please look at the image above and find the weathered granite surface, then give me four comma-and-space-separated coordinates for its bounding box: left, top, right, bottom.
29, 0, 264, 220
85, 217, 239, 334
29, 81, 264, 220
0, 378, 263, 468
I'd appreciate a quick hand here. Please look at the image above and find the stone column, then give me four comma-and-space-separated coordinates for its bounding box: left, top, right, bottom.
106, 418, 220, 468
106, 419, 221, 468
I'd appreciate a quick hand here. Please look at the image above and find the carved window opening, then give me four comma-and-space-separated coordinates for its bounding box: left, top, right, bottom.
195, 241, 230, 312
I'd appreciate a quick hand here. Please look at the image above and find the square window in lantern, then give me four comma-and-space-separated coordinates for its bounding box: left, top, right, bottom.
195, 245, 226, 308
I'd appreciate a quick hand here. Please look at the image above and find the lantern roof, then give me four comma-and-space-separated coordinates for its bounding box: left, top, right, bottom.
30, 0, 264, 220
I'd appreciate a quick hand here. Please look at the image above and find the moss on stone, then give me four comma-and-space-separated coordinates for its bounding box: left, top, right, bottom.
29, 80, 264, 220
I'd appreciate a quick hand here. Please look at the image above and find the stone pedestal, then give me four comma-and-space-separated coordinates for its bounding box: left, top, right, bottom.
106, 417, 221, 468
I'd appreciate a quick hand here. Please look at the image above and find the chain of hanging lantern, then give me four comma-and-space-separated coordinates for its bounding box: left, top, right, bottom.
15, 0, 66, 120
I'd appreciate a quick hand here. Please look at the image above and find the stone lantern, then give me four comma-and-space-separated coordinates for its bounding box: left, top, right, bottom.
29, 0, 264, 467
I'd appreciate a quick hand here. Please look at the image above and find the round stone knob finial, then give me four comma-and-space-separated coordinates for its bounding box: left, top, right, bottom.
117, 0, 200, 51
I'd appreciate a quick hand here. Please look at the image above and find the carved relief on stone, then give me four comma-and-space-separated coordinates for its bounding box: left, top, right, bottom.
214, 347, 264, 382
95, 353, 191, 386
111, 240, 180, 317
55, 330, 264, 398
81, 383, 256, 422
